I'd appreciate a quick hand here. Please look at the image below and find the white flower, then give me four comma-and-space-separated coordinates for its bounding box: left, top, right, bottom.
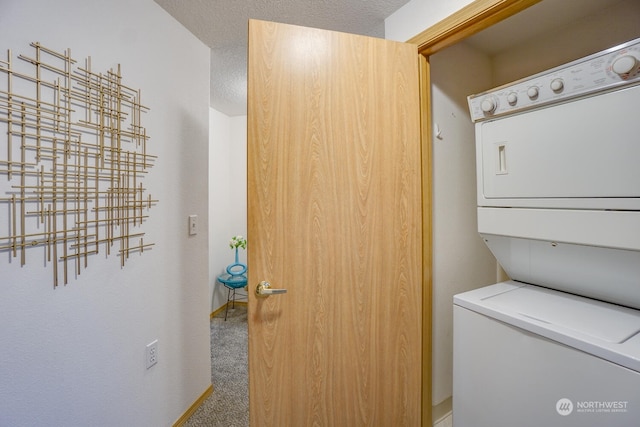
229, 235, 247, 250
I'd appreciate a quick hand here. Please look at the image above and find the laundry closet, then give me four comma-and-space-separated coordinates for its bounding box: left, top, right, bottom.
427, 0, 640, 423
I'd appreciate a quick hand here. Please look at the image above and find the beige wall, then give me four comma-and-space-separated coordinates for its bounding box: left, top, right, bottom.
209, 110, 248, 312
490, 0, 640, 86
429, 42, 498, 407
0, 1, 212, 425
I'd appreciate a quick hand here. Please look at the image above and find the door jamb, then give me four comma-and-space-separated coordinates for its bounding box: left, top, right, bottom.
410, 1, 542, 425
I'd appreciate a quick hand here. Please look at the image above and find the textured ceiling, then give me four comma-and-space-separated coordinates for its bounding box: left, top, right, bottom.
154, 0, 411, 116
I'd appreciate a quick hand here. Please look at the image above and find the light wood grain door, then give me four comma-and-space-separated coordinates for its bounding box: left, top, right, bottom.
247, 19, 423, 426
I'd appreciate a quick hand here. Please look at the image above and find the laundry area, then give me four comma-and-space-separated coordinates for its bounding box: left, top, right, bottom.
427, 0, 640, 425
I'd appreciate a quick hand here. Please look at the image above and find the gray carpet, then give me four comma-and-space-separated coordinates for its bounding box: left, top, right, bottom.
184, 304, 248, 426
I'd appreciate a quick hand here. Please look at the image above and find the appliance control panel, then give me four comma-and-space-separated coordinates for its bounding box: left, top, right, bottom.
468, 37, 640, 122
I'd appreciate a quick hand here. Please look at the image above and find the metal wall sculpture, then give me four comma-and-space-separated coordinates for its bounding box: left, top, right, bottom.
0, 42, 156, 287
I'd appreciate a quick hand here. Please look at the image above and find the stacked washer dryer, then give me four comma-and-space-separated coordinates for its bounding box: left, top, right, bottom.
453, 38, 640, 426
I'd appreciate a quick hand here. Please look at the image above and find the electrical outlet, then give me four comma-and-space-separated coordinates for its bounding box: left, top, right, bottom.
146, 340, 158, 369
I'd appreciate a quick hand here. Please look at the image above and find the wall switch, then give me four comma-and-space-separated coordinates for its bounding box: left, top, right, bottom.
188, 215, 198, 235
146, 340, 158, 369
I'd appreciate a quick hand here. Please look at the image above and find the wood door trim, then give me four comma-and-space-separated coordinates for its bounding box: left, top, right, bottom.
417, 54, 433, 427
409, 0, 542, 56
410, 1, 541, 425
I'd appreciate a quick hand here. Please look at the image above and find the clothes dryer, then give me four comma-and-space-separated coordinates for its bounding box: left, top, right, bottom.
454, 37, 640, 426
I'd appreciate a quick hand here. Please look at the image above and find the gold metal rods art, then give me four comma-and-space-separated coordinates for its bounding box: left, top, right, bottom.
0, 42, 157, 287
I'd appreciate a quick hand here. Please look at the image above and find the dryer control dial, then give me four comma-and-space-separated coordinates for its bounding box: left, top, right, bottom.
481, 96, 497, 114
612, 54, 638, 76
527, 86, 539, 99
550, 78, 564, 92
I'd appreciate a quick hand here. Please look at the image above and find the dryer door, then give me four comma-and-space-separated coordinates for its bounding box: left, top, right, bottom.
477, 84, 640, 209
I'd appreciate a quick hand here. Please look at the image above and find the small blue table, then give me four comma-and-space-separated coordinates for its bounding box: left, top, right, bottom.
217, 261, 247, 321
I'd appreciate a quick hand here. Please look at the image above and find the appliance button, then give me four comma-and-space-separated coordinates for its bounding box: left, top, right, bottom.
507, 92, 518, 105
527, 86, 539, 99
550, 78, 564, 92
612, 55, 637, 76
480, 96, 497, 114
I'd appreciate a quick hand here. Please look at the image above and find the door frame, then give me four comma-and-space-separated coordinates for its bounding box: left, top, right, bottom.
410, 0, 541, 424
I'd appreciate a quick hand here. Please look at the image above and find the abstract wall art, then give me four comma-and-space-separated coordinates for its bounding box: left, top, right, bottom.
0, 42, 157, 287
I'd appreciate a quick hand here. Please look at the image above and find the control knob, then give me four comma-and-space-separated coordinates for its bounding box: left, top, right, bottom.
612, 54, 638, 76
480, 96, 497, 114
527, 86, 539, 99
550, 78, 564, 92
506, 92, 518, 105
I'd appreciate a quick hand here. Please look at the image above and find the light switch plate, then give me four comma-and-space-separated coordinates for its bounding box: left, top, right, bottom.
188, 215, 198, 235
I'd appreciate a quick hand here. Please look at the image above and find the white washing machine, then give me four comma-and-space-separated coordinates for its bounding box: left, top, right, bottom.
454, 37, 640, 426
454, 282, 640, 427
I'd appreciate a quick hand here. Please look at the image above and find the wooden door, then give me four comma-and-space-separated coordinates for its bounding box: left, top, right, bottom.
247, 19, 423, 426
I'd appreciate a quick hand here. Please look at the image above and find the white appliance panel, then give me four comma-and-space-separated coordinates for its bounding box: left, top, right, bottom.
478, 284, 640, 344
477, 207, 640, 251
453, 303, 640, 427
477, 84, 640, 209
480, 234, 640, 310
454, 282, 640, 372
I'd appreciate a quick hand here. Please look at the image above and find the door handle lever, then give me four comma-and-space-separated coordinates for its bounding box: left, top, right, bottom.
256, 281, 287, 297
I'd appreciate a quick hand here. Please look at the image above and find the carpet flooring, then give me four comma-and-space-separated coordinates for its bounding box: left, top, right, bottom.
184, 304, 248, 426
